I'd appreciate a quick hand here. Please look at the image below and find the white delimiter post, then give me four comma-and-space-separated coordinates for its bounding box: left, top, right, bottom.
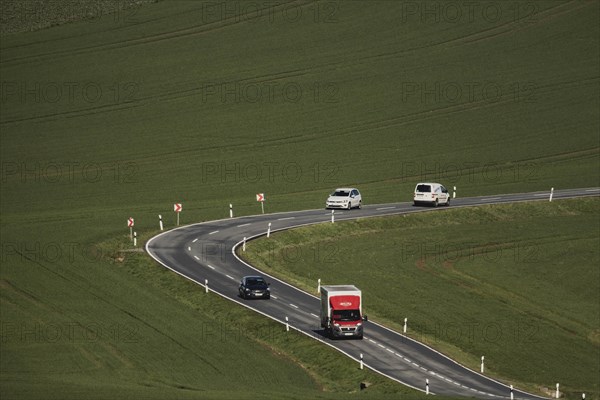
480, 356, 485, 373
403, 318, 408, 334
510, 385, 514, 400
453, 186, 457, 199
359, 353, 363, 370
267, 222, 272, 238
317, 278, 321, 294
285, 316, 289, 332
159, 215, 163, 231
205, 279, 208, 294
133, 232, 137, 247
242, 237, 246, 252
555, 383, 560, 398
426, 379, 429, 395
550, 187, 554, 202
229, 204, 233, 218
331, 210, 335, 223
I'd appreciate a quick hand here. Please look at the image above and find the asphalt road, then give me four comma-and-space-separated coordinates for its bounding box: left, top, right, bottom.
146, 187, 599, 398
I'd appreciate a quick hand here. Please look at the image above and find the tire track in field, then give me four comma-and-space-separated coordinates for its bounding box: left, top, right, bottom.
451, 0, 589, 46
0, 0, 314, 66
331, 1, 586, 74
0, 279, 136, 369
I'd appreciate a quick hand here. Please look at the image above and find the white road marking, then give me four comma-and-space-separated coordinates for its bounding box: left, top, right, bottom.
586, 188, 600, 192
237, 223, 250, 227
209, 230, 219, 235
534, 193, 550, 196
310, 313, 319, 318
378, 343, 386, 349
194, 255, 199, 260
289, 303, 299, 309
187, 246, 191, 251
386, 348, 395, 354
277, 217, 295, 221
482, 197, 501, 201
376, 206, 395, 210
225, 274, 235, 280
207, 264, 215, 270
271, 295, 278, 299
368, 339, 377, 344
192, 238, 198, 243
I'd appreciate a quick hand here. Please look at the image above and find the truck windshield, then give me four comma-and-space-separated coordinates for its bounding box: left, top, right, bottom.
332, 310, 361, 322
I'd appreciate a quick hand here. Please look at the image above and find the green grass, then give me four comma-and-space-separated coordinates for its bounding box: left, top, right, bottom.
242, 198, 600, 398
1, 0, 599, 398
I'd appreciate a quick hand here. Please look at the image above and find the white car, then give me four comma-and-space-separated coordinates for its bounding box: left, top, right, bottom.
326, 188, 362, 210
413, 183, 450, 207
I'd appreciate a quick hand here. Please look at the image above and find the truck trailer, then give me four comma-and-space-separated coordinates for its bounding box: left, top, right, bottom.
320, 285, 366, 339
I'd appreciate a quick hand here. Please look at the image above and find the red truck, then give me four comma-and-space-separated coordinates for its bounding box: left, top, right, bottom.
320, 285, 366, 339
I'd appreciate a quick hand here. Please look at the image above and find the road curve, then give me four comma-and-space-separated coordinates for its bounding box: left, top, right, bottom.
146, 188, 599, 398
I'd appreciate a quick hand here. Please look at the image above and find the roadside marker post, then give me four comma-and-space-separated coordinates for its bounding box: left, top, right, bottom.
256, 193, 265, 214
426, 379, 429, 395
550, 187, 554, 202
205, 279, 208, 294
556, 383, 560, 398
174, 203, 182, 226
510, 385, 514, 400
403, 318, 408, 334
133, 232, 137, 247
360, 353, 363, 370
127, 217, 134, 239
317, 278, 321, 294
453, 186, 456, 199
229, 204, 233, 218
242, 237, 246, 252
480, 356, 485, 373
331, 210, 335, 223
159, 215, 163, 231
267, 222, 271, 238
285, 316, 289, 332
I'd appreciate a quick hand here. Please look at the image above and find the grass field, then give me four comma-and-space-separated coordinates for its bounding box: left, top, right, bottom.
242, 198, 600, 398
1, 0, 598, 398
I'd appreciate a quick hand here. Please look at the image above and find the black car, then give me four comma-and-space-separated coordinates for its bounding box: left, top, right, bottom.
239, 276, 270, 299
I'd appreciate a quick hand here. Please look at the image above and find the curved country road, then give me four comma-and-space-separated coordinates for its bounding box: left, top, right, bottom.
146, 188, 598, 398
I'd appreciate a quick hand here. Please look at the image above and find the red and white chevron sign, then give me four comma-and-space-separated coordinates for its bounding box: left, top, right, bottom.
173, 203, 182, 212
127, 217, 134, 227
256, 193, 265, 202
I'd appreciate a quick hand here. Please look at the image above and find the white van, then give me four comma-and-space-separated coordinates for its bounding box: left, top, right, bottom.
413, 183, 450, 206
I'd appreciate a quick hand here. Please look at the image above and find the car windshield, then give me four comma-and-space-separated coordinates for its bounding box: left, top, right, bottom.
416, 184, 431, 192
332, 309, 361, 322
332, 190, 350, 197
246, 278, 265, 286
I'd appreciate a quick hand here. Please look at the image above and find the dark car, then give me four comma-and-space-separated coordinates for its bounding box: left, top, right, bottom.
239, 276, 270, 299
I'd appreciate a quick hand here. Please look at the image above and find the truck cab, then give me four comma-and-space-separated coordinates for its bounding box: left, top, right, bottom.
320, 285, 366, 339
